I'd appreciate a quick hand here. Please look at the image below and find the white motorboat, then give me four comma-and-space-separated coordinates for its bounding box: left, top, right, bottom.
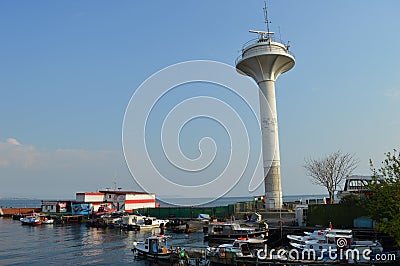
289, 233, 352, 254
132, 217, 169, 230
20, 214, 42, 225
287, 228, 352, 244
288, 229, 383, 260
41, 217, 54, 224
204, 222, 268, 243
121, 214, 168, 230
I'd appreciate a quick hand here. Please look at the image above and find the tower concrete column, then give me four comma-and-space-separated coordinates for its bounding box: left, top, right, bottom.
259, 80, 282, 209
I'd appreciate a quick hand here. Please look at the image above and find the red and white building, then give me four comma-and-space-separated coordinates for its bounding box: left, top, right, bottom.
100, 190, 156, 212
75, 191, 156, 212
75, 192, 110, 212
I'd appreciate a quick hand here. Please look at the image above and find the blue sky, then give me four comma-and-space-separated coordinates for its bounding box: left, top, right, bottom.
1, 1, 399, 200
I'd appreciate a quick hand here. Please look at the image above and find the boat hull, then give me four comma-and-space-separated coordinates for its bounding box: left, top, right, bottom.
205, 230, 267, 244
21, 220, 42, 225
132, 248, 172, 260
132, 224, 161, 230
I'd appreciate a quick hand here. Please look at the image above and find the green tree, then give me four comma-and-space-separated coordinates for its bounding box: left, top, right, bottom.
339, 193, 361, 206
366, 149, 400, 247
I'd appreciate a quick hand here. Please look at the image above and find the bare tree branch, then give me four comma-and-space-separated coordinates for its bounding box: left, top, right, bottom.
303, 151, 359, 204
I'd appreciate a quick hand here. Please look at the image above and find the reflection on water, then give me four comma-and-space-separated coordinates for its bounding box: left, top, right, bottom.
0, 217, 205, 265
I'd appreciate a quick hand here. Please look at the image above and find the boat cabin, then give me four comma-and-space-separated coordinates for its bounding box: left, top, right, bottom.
145, 236, 169, 254
122, 214, 145, 226
338, 175, 381, 200
209, 223, 242, 234
133, 235, 172, 259
207, 222, 260, 234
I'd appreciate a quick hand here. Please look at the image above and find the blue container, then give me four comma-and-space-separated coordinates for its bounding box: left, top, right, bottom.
353, 217, 373, 228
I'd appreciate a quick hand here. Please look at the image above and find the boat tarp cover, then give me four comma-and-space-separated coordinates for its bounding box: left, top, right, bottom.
198, 213, 211, 220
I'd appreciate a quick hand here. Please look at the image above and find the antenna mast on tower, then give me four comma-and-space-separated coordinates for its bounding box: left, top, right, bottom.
249, 2, 274, 41
263, 1, 271, 35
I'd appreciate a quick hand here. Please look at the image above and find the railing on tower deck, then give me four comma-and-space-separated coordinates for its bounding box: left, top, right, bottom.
235, 37, 295, 65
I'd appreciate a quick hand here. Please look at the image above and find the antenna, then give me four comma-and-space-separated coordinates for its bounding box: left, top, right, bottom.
249, 1, 273, 41
278, 26, 282, 41
263, 1, 271, 35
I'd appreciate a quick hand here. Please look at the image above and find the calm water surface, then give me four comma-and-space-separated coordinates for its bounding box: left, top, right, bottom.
0, 217, 205, 265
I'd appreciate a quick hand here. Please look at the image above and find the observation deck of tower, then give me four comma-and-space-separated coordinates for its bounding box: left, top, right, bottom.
235, 8, 295, 210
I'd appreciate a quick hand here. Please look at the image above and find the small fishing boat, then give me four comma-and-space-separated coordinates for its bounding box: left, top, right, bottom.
207, 238, 259, 265
132, 235, 173, 260
132, 217, 169, 230
204, 222, 268, 244
20, 214, 42, 225
41, 217, 54, 224
121, 214, 144, 230
121, 214, 168, 231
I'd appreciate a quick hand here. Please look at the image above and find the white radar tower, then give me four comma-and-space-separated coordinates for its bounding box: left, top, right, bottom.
235, 3, 295, 209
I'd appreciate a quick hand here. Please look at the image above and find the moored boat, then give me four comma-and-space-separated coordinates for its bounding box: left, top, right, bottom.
20, 214, 42, 225
289, 232, 352, 255
41, 217, 54, 224
121, 214, 144, 230
132, 217, 169, 230
207, 237, 267, 265
204, 222, 268, 244
121, 214, 168, 230
132, 235, 173, 260
288, 227, 383, 261
287, 228, 352, 244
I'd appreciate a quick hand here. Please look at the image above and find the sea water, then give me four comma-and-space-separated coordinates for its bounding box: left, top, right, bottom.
0, 217, 205, 265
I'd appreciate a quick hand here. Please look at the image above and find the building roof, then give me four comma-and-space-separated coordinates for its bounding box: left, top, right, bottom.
99, 190, 154, 195
76, 192, 105, 195
41, 200, 72, 203
346, 175, 373, 181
